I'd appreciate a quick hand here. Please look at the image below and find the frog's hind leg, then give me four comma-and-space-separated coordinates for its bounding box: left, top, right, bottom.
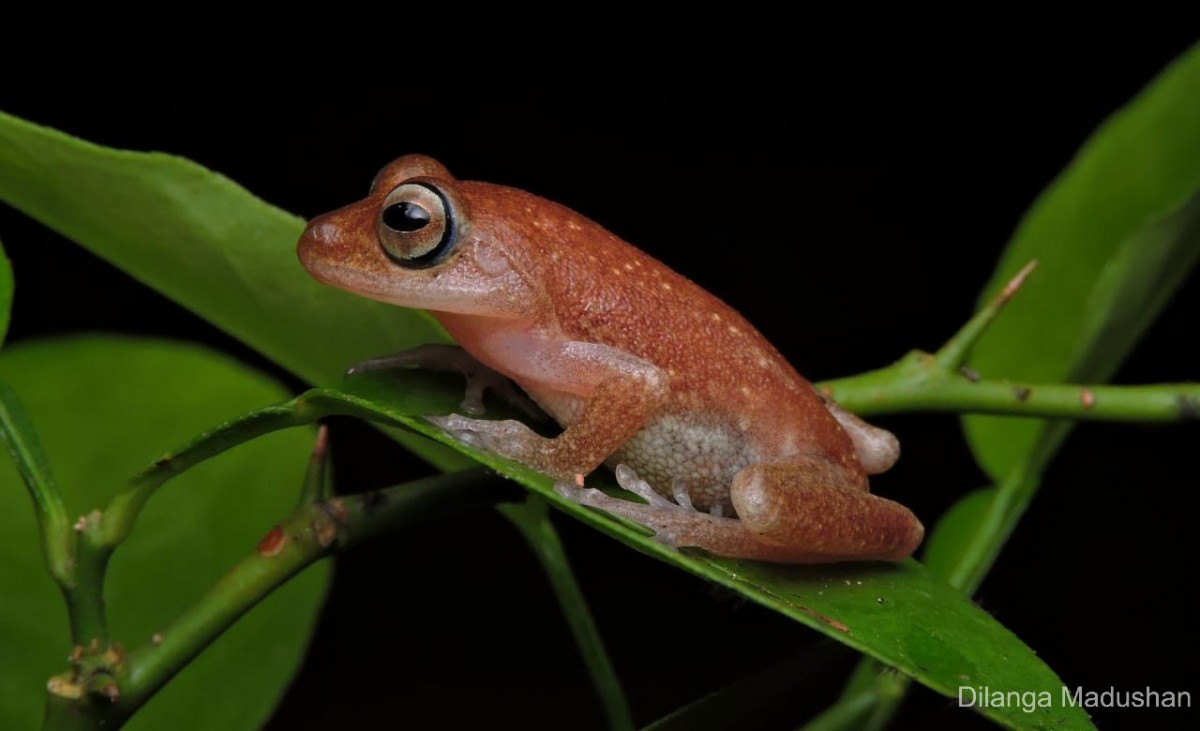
729, 460, 923, 562
348, 344, 542, 418
557, 460, 921, 563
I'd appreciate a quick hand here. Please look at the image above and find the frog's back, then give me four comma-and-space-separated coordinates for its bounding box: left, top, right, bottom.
463, 181, 862, 484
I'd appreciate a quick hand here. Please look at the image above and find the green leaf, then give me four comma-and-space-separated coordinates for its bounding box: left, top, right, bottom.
190, 369, 1092, 730
919, 488, 997, 580
0, 110, 467, 470
0, 336, 328, 730
920, 43, 1200, 597
0, 236, 11, 345
962, 44, 1200, 481
835, 45, 1200, 731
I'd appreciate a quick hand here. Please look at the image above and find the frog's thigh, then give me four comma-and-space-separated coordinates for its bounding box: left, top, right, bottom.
729, 460, 923, 562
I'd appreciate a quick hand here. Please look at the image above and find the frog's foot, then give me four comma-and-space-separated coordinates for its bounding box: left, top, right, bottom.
350, 344, 543, 419
553, 464, 740, 549
426, 413, 550, 465
557, 462, 923, 563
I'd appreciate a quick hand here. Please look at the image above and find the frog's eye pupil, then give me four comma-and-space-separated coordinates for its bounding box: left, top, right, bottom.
383, 202, 431, 232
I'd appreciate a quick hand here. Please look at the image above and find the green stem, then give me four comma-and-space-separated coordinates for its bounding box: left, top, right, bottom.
0, 381, 110, 648
297, 424, 332, 505
102, 468, 502, 726
102, 402, 312, 547
799, 689, 881, 731
933, 259, 1037, 371
802, 658, 915, 731
500, 498, 634, 731
42, 693, 100, 731
0, 381, 74, 588
825, 370, 1200, 421
62, 539, 111, 647
101, 388, 396, 548
941, 467, 1040, 594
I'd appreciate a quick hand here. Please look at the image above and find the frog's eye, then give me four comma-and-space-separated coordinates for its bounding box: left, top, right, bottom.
377, 182, 457, 268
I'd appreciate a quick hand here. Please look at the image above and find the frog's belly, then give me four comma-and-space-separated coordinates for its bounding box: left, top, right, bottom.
528, 389, 749, 512
609, 413, 750, 512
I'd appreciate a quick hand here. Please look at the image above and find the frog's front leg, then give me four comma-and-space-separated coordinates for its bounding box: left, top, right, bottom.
428, 338, 668, 480
559, 457, 923, 563
349, 343, 541, 418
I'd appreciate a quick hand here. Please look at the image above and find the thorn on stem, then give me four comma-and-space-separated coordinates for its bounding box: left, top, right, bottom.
1001, 259, 1039, 300
311, 424, 330, 463
1080, 389, 1096, 409
100, 683, 121, 702
1014, 387, 1032, 402
959, 366, 981, 382
935, 260, 1039, 372
151, 632, 164, 646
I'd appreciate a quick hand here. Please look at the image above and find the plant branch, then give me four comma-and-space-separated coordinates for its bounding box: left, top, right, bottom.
500, 497, 634, 731
817, 262, 1197, 422
0, 380, 74, 588
297, 424, 331, 505
934, 259, 1037, 371
62, 538, 111, 648
0, 381, 110, 648
101, 402, 312, 548
66, 462, 507, 728
825, 370, 1200, 421
799, 689, 881, 731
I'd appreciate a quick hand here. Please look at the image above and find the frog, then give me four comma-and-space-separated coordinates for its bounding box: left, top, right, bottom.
297, 154, 924, 563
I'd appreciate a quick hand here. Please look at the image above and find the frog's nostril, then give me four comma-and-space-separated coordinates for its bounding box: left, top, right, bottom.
302, 217, 343, 247
297, 215, 350, 276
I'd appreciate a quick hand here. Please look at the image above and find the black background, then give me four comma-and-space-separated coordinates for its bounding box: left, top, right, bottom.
3, 18, 1198, 730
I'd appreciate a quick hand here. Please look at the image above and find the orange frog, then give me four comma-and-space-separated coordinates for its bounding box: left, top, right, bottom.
297, 155, 923, 563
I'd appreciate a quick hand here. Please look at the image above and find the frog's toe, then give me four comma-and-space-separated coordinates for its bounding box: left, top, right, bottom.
556, 473, 736, 550
553, 480, 611, 507
350, 344, 545, 420
426, 414, 543, 461
614, 464, 677, 509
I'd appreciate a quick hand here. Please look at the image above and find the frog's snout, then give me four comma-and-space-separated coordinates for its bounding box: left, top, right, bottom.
296, 199, 377, 279
297, 212, 346, 264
